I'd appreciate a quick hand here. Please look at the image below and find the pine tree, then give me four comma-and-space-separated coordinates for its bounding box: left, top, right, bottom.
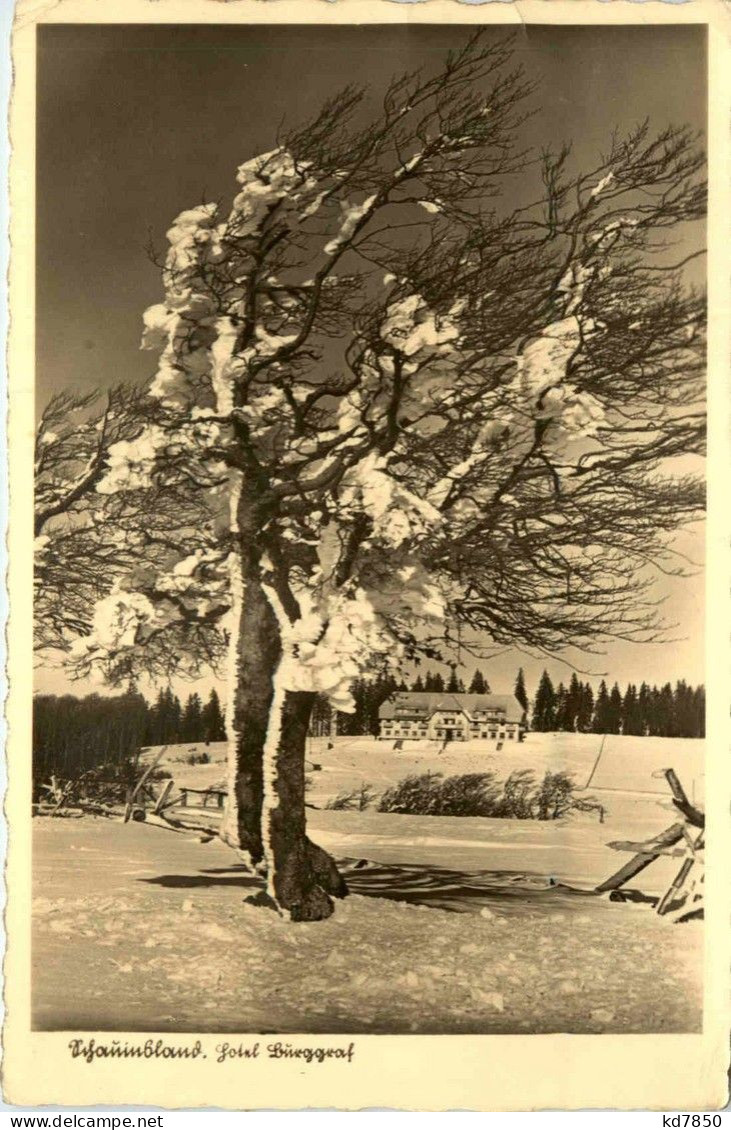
637, 682, 651, 737
692, 685, 706, 738
469, 669, 489, 694
115, 687, 150, 759
532, 670, 557, 732
309, 693, 333, 737
432, 672, 445, 693
607, 683, 623, 734
170, 690, 183, 743
565, 672, 582, 732
339, 677, 368, 736
145, 687, 165, 745
673, 679, 697, 738
148, 686, 182, 744
412, 674, 425, 692
182, 693, 203, 743
646, 685, 662, 736
446, 667, 461, 693
355, 673, 400, 737
576, 681, 594, 732
513, 667, 528, 716
592, 680, 611, 733
622, 683, 642, 735
33, 690, 154, 788
554, 681, 569, 730
658, 682, 675, 736
201, 688, 226, 743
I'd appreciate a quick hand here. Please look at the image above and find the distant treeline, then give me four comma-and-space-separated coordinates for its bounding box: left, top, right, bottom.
33, 686, 226, 786
531, 671, 705, 738
34, 664, 704, 788
312, 667, 705, 740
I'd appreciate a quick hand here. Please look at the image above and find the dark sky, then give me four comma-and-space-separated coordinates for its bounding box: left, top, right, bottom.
37, 22, 705, 403
35, 23, 706, 695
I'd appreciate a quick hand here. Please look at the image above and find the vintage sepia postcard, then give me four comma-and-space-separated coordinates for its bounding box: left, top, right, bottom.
4, 0, 730, 1111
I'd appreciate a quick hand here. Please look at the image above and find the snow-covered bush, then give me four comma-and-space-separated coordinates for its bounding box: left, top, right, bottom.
324, 783, 377, 812
378, 770, 601, 820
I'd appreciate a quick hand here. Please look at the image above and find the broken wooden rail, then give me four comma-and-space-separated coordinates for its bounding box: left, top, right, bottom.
178, 785, 227, 810
596, 767, 704, 922
659, 766, 704, 828
123, 747, 168, 823
119, 755, 224, 840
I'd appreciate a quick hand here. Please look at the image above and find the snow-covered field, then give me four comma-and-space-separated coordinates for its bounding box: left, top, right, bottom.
145, 730, 704, 810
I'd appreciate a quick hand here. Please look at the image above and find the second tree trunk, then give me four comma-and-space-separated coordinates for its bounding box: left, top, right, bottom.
263, 689, 348, 921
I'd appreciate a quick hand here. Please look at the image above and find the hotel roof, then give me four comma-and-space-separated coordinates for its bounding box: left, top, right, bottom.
378, 691, 524, 724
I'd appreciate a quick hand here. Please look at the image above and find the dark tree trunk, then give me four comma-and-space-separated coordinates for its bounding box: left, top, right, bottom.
264, 689, 348, 921
220, 477, 280, 865
222, 473, 346, 917
220, 572, 281, 864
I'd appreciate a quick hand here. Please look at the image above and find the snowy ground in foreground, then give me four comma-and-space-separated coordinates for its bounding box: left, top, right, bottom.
33, 818, 702, 1034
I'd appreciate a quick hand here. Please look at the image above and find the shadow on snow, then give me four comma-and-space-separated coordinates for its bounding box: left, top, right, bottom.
139, 858, 609, 918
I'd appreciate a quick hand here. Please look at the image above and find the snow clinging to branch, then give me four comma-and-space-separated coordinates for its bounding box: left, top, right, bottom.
380, 294, 461, 360
340, 452, 443, 548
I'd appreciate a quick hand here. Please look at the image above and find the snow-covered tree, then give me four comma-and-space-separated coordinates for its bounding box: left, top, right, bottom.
34, 385, 221, 666
35, 386, 146, 650
63, 33, 705, 919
